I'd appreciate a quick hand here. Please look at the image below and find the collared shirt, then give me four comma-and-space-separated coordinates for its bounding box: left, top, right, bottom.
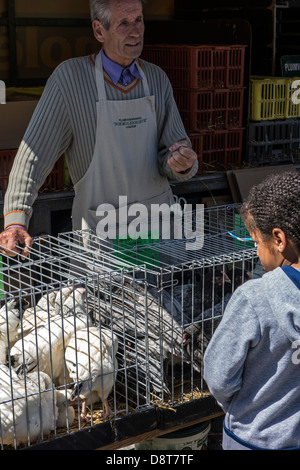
100, 49, 143, 85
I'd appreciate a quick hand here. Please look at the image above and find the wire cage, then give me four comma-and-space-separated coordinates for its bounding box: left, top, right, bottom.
0, 204, 259, 449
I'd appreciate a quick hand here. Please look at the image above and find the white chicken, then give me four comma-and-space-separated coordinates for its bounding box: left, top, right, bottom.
35, 289, 57, 311
0, 338, 6, 363
0, 298, 26, 348
19, 286, 76, 337
53, 285, 76, 316
0, 365, 58, 446
10, 287, 92, 385
55, 388, 75, 428
65, 326, 119, 421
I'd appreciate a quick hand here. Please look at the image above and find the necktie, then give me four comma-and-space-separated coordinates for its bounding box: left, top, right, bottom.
121, 68, 133, 85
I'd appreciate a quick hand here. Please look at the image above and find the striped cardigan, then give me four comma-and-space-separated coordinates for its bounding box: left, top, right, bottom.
4, 53, 198, 230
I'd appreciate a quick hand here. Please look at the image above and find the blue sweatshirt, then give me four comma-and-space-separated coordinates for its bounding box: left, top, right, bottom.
203, 265, 300, 450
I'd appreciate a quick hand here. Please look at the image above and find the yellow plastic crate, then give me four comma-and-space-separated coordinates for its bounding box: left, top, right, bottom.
6, 87, 44, 97
286, 78, 300, 118
249, 76, 300, 121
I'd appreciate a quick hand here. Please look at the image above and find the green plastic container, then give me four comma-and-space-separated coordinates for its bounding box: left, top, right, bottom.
234, 214, 254, 249
113, 230, 160, 269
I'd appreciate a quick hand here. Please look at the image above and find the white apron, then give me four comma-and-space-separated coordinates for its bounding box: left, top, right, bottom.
71, 52, 174, 240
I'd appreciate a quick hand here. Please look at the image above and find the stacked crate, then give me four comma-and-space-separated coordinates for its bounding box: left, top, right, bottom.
248, 76, 300, 165
0, 88, 67, 199
0, 149, 65, 198
142, 44, 247, 172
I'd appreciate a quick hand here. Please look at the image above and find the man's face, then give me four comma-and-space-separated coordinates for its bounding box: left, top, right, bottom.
93, 0, 144, 67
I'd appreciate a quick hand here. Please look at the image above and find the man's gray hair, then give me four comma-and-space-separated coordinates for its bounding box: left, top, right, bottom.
90, 0, 145, 30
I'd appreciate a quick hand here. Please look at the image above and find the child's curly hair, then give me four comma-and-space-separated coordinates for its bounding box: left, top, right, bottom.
241, 171, 300, 249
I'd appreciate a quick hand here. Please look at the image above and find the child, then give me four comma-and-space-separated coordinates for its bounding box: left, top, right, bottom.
203, 171, 300, 450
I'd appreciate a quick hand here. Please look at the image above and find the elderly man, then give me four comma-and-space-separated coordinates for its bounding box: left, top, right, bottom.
0, 0, 198, 258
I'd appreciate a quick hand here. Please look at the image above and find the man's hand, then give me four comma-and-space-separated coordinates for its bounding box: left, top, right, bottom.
0, 227, 33, 260
168, 139, 197, 173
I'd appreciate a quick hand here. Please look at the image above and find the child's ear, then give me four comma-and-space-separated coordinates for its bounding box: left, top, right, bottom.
272, 228, 287, 253
92, 20, 105, 44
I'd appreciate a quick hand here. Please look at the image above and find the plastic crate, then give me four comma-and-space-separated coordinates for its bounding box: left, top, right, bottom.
189, 128, 244, 170
141, 44, 246, 89
174, 88, 245, 131
286, 78, 300, 118
188, 131, 203, 175
247, 119, 300, 166
0, 149, 65, 197
249, 76, 300, 121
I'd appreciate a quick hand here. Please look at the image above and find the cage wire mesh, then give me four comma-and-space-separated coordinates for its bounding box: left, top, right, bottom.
0, 203, 259, 449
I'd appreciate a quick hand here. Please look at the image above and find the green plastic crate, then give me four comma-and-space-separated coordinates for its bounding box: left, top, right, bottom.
233, 214, 254, 249
113, 230, 160, 269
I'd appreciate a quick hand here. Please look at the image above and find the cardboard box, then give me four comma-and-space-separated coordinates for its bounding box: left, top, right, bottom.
0, 100, 38, 149
226, 165, 296, 202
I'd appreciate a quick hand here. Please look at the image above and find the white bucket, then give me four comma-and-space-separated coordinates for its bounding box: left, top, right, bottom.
135, 421, 211, 450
